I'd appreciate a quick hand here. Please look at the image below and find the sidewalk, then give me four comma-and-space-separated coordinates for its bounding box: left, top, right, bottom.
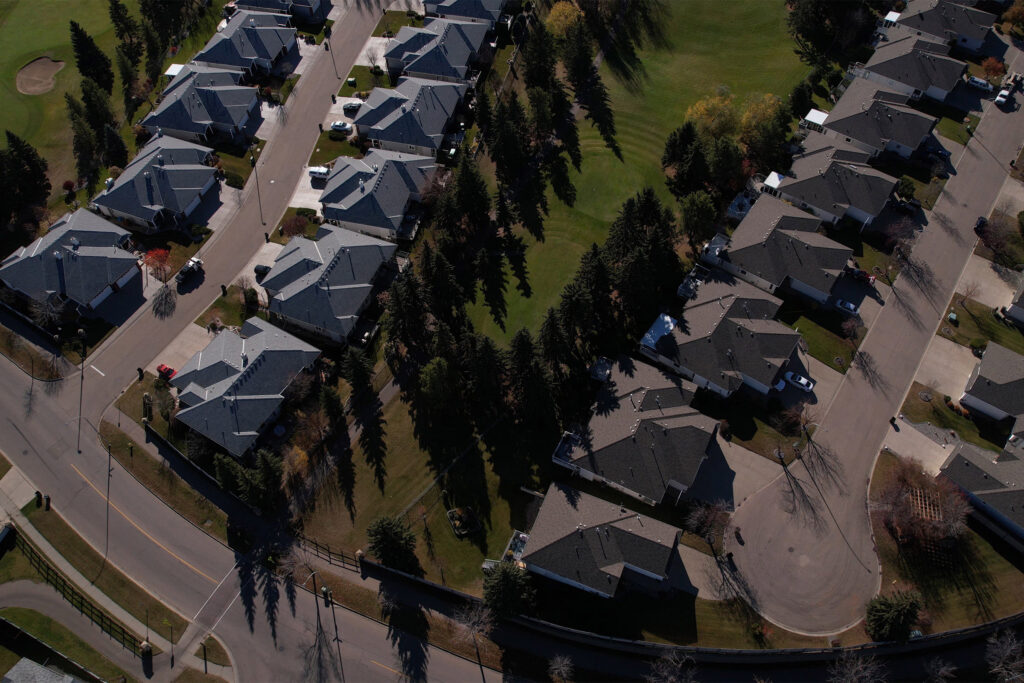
0, 472, 233, 682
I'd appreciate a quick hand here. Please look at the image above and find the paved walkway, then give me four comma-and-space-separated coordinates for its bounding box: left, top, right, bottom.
728, 36, 1024, 635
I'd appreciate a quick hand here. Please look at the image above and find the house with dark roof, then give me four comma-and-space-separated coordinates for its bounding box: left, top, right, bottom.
352, 77, 467, 157
385, 19, 490, 84
960, 343, 1024, 424
639, 276, 802, 398
893, 0, 995, 53
763, 132, 897, 227
234, 0, 330, 23
553, 359, 718, 506
1006, 281, 1024, 327
817, 78, 937, 159
171, 317, 320, 458
520, 483, 682, 598
92, 135, 217, 233
941, 443, 1024, 553
142, 64, 259, 144
0, 209, 139, 316
850, 30, 966, 101
424, 0, 506, 28
319, 149, 436, 240
261, 225, 396, 344
700, 194, 852, 304
193, 10, 297, 79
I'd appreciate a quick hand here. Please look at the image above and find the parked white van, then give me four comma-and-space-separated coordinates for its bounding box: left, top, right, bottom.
308, 166, 330, 178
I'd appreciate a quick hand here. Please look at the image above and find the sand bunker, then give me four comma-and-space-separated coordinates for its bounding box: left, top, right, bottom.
16, 57, 65, 95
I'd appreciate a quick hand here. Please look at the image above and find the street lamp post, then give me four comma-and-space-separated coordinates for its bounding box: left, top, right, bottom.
324, 24, 339, 80
250, 153, 265, 226
76, 328, 85, 453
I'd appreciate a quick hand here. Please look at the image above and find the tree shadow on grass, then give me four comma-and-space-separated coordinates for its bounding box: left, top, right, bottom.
584, 0, 671, 94
442, 451, 493, 554
355, 396, 388, 493
892, 535, 996, 622
504, 232, 531, 298
479, 248, 509, 331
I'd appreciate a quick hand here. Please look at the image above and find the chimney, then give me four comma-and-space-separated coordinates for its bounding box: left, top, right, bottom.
143, 171, 154, 205
53, 252, 67, 297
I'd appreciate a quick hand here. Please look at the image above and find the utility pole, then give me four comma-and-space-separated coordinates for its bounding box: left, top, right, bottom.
250, 153, 265, 225
76, 329, 85, 453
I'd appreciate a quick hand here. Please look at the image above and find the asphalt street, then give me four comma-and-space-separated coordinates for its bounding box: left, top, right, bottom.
729, 42, 1024, 635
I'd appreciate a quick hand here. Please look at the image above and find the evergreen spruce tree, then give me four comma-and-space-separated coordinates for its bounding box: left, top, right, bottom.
81, 77, 116, 132
102, 124, 128, 167
4, 131, 51, 210
70, 21, 114, 93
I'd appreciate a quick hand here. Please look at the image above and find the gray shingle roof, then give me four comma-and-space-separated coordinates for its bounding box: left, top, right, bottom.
385, 19, 489, 81
0, 209, 136, 309
171, 317, 320, 457
559, 359, 717, 503
319, 149, 436, 232
777, 132, 897, 219
424, 0, 505, 23
262, 225, 396, 341
93, 135, 215, 226
941, 445, 1024, 533
896, 0, 995, 44
824, 78, 937, 153
193, 10, 295, 72
722, 194, 851, 294
143, 65, 256, 139
863, 33, 966, 93
641, 277, 801, 394
353, 77, 466, 151
964, 342, 1024, 419
522, 483, 681, 597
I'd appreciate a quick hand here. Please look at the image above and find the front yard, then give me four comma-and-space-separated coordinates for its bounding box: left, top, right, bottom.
939, 296, 1024, 357
308, 130, 364, 167
338, 66, 392, 97
195, 285, 263, 330
900, 381, 1011, 454
776, 299, 862, 373
373, 10, 422, 37
824, 223, 898, 281
115, 371, 186, 452
912, 98, 979, 146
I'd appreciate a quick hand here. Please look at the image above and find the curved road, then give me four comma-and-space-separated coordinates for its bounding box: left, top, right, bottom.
730, 42, 1024, 634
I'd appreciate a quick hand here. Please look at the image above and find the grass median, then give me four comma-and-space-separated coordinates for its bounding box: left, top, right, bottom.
21, 503, 189, 643
0, 607, 133, 682
100, 422, 229, 546
194, 634, 231, 667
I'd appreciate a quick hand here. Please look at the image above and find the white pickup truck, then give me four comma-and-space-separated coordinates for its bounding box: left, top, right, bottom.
176, 256, 203, 283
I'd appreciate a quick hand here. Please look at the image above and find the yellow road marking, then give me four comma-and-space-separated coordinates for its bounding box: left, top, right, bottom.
70, 463, 218, 584
371, 660, 402, 676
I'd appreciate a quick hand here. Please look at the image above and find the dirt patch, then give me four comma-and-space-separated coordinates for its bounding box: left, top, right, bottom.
16, 56, 65, 95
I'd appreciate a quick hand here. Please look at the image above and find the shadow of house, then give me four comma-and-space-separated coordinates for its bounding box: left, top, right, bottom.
92, 134, 218, 234
553, 357, 719, 507
519, 482, 687, 600
0, 209, 142, 327
677, 437, 737, 509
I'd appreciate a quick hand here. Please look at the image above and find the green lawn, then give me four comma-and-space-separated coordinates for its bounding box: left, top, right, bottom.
196, 285, 251, 329
466, 0, 808, 344
0, 607, 132, 682
0, 452, 10, 481
100, 421, 229, 545
869, 450, 1024, 632
0, 541, 39, 585
338, 66, 391, 97
271, 207, 322, 244
900, 381, 1010, 454
823, 223, 898, 282
173, 668, 227, 683
940, 297, 1024, 357
976, 207, 1024, 269
115, 372, 187, 454
213, 138, 264, 187
372, 10, 423, 37
135, 228, 211, 278
194, 635, 231, 667
308, 130, 363, 167
22, 504, 188, 644
776, 300, 862, 373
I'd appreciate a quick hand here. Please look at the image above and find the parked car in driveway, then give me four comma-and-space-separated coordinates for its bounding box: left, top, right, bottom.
967, 75, 994, 92
157, 364, 176, 380
996, 89, 1012, 106
330, 121, 352, 134
175, 256, 203, 283
342, 101, 361, 115
308, 165, 331, 178
784, 371, 815, 393
846, 267, 876, 285
833, 298, 860, 315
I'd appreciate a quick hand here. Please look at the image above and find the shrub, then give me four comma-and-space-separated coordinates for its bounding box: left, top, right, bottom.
897, 175, 916, 200
224, 171, 245, 189
282, 214, 309, 237
328, 129, 349, 142
243, 287, 259, 313
483, 563, 534, 618
865, 590, 921, 642
296, 207, 318, 220
366, 516, 422, 576
983, 57, 1007, 80
62, 179, 76, 192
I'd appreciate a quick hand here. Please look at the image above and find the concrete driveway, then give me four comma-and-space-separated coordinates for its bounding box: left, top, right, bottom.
145, 322, 215, 375
882, 423, 954, 476
355, 36, 390, 68
913, 334, 978, 401
957, 253, 1021, 309
686, 434, 781, 510
830, 277, 889, 329
287, 171, 325, 211
778, 351, 844, 411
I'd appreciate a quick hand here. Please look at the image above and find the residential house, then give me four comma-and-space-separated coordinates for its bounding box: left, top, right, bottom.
319, 149, 436, 240
894, 0, 995, 53
552, 359, 718, 507
171, 317, 320, 458
92, 135, 217, 233
0, 209, 139, 316
520, 482, 683, 598
700, 194, 852, 304
261, 225, 396, 344
639, 276, 802, 398
941, 443, 1024, 553
384, 19, 490, 83
234, 0, 329, 23
816, 78, 937, 159
193, 10, 297, 79
352, 77, 467, 157
424, 0, 506, 28
1006, 282, 1024, 326
763, 132, 897, 227
142, 64, 259, 144
850, 30, 966, 101
960, 342, 1024, 424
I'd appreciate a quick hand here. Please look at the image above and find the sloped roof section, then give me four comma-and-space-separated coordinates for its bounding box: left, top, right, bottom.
896, 0, 994, 44
824, 78, 937, 152
522, 483, 681, 597
143, 65, 256, 138
964, 343, 1024, 419
93, 135, 215, 225
353, 77, 466, 151
862, 33, 966, 93
262, 225, 396, 341
171, 317, 320, 457
385, 19, 489, 81
194, 10, 295, 71
0, 209, 136, 308
424, 0, 505, 23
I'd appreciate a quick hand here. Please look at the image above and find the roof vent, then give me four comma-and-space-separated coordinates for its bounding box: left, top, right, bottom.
69, 237, 80, 250
157, 154, 164, 166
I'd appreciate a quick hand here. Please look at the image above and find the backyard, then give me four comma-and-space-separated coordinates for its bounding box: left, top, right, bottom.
940, 296, 1024, 357
900, 381, 1011, 454
869, 450, 1024, 632
465, 0, 809, 344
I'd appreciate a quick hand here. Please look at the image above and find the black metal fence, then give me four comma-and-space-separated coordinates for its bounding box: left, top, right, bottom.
13, 528, 143, 657
295, 533, 361, 571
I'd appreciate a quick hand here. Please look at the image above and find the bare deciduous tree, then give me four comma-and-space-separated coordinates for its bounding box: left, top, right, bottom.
879, 456, 968, 544
151, 284, 177, 319
548, 654, 575, 683
684, 499, 730, 549
987, 629, 1024, 683
827, 651, 886, 683
923, 656, 957, 683
29, 297, 64, 330
958, 280, 980, 308
645, 651, 697, 683
454, 602, 493, 650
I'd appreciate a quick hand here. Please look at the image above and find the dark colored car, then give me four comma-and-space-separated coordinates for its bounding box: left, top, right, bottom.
975, 216, 988, 234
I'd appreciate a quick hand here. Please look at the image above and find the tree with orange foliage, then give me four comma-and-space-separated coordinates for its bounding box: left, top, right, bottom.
143, 248, 170, 282
983, 57, 1007, 80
